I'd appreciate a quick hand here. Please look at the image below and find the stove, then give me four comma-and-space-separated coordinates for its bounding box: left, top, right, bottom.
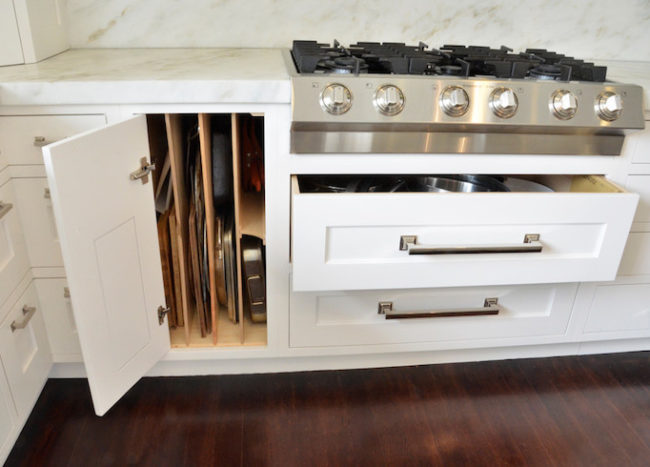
287, 40, 645, 155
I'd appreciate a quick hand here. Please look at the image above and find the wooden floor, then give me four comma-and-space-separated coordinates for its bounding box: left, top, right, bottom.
6, 352, 650, 466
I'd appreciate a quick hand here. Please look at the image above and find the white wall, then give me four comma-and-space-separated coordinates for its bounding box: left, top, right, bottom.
65, 0, 650, 61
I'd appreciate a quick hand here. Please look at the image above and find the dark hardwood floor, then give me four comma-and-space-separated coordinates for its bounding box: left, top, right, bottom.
6, 352, 650, 466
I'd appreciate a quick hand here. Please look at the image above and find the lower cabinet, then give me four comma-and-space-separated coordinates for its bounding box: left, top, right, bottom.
290, 283, 578, 349
35, 278, 81, 362
0, 283, 51, 420
574, 278, 650, 340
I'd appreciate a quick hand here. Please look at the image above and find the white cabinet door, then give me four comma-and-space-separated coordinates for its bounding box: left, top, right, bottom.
43, 115, 170, 416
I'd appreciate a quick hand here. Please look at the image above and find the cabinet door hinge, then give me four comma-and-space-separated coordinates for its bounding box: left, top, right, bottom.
158, 305, 171, 325
130, 157, 156, 185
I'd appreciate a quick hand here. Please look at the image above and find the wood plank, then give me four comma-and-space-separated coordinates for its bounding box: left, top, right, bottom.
198, 114, 219, 344
6, 353, 650, 466
231, 114, 245, 343
168, 210, 184, 327
165, 114, 191, 345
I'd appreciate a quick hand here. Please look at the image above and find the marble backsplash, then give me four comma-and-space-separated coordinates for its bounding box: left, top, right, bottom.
65, 0, 650, 61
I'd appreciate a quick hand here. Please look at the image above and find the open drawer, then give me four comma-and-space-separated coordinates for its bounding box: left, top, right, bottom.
291, 175, 639, 292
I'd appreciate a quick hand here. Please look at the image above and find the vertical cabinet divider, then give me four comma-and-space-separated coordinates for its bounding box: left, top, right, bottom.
165, 114, 191, 345
231, 114, 245, 344
198, 114, 219, 345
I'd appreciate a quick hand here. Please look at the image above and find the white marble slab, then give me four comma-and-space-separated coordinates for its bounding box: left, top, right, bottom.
65, 0, 650, 62
0, 48, 291, 106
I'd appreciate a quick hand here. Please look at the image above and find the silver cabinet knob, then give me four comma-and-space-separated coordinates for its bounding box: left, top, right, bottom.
595, 91, 623, 121
489, 87, 518, 119
373, 85, 405, 116
440, 86, 470, 117
320, 83, 352, 115
550, 90, 578, 120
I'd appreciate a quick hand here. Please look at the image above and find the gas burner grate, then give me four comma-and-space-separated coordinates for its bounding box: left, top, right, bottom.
291, 40, 607, 82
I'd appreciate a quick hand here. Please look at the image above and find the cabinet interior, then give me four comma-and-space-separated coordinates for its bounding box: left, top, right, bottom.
293, 174, 623, 194
147, 113, 266, 348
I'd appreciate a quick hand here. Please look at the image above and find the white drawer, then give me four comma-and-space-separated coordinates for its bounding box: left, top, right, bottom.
291, 175, 638, 292
0, 283, 51, 420
0, 115, 106, 165
11, 178, 63, 267
0, 181, 30, 311
290, 283, 577, 348
629, 126, 650, 164
34, 278, 81, 362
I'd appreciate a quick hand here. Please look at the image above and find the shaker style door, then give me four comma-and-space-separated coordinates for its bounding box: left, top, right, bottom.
43, 115, 170, 416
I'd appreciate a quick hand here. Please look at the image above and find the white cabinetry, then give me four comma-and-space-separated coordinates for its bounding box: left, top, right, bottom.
0, 358, 18, 463
0, 180, 30, 309
0, 0, 24, 66
35, 278, 81, 361
0, 0, 68, 66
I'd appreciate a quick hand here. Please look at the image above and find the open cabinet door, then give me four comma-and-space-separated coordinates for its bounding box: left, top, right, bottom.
43, 115, 170, 416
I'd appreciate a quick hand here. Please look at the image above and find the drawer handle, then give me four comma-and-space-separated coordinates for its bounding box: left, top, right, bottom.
0, 201, 13, 220
63, 287, 70, 298
10, 305, 37, 332
378, 298, 500, 320
399, 233, 542, 255
33, 136, 53, 147
44, 188, 51, 199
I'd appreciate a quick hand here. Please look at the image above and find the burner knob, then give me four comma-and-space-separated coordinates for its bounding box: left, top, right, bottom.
374, 85, 405, 116
596, 91, 623, 121
489, 87, 518, 119
550, 90, 578, 120
320, 83, 352, 115
440, 86, 470, 117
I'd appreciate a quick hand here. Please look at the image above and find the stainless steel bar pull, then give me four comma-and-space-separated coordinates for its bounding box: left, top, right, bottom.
10, 305, 37, 332
378, 298, 500, 320
0, 201, 13, 220
399, 234, 542, 255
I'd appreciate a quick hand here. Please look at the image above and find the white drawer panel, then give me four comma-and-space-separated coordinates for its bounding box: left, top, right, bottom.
291, 175, 638, 292
290, 283, 577, 348
11, 178, 63, 267
625, 174, 650, 223
583, 283, 650, 336
0, 284, 51, 419
34, 278, 81, 362
618, 233, 650, 276
0, 181, 29, 311
0, 114, 106, 165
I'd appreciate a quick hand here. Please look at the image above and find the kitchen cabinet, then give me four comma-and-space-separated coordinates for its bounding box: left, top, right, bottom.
0, 0, 24, 66
35, 278, 81, 362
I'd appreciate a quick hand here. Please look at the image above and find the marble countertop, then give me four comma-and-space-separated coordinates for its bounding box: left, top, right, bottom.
0, 48, 648, 113
0, 48, 291, 106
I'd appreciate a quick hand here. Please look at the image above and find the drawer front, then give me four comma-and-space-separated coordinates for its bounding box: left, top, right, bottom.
11, 178, 63, 267
291, 177, 638, 291
0, 284, 51, 419
290, 283, 577, 348
0, 181, 30, 311
34, 278, 81, 361
0, 115, 106, 165
582, 283, 650, 337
